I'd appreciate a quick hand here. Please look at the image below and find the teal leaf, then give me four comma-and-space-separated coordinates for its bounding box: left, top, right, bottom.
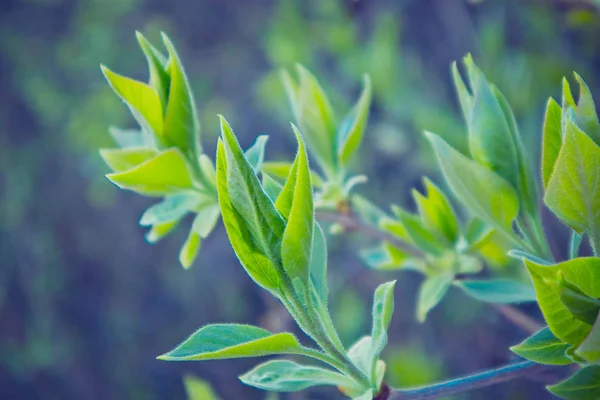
508, 249, 552, 266
192, 204, 221, 238
106, 148, 193, 196
158, 324, 301, 361
139, 192, 201, 226
510, 327, 572, 365
162, 33, 200, 154
425, 132, 519, 232
417, 274, 453, 322
244, 135, 269, 171
310, 223, 328, 305
262, 173, 284, 201
558, 273, 600, 326
337, 75, 372, 165
108, 127, 152, 148
541, 98, 563, 189
239, 360, 353, 392
570, 231, 584, 259
455, 279, 537, 304
370, 280, 397, 367
548, 366, 600, 400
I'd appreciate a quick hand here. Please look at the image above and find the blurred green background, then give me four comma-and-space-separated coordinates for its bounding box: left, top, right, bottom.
1, 0, 599, 398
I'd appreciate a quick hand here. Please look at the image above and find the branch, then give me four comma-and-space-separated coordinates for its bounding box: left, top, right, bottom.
316, 210, 541, 334
387, 361, 547, 399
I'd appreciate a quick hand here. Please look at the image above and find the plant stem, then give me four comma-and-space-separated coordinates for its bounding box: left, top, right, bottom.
387, 361, 547, 399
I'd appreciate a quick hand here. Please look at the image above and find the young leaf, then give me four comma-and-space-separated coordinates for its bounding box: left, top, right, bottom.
199, 154, 217, 188
310, 223, 328, 305
184, 375, 220, 400
162, 33, 200, 154
280, 127, 314, 285
541, 98, 563, 189
101, 65, 164, 141
99, 147, 158, 172
578, 315, 600, 363
179, 229, 201, 269
139, 192, 200, 226
146, 220, 179, 243
109, 127, 152, 148
573, 72, 600, 145
545, 121, 600, 244
360, 244, 414, 271
412, 178, 458, 244
239, 360, 353, 392
455, 279, 537, 304
525, 257, 600, 345
106, 148, 194, 196
262, 173, 284, 201
451, 60, 473, 124
425, 132, 519, 232
192, 205, 221, 238
216, 138, 283, 292
337, 75, 372, 165
570, 231, 584, 259
391, 206, 444, 256
510, 327, 572, 365
508, 249, 552, 266
261, 162, 324, 188
370, 281, 397, 365
136, 32, 170, 107
548, 366, 600, 400
158, 324, 301, 361
244, 135, 269, 171
417, 274, 453, 322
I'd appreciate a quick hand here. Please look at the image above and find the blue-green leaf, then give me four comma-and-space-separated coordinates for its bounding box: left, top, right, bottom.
541, 98, 563, 189
140, 192, 200, 226
455, 279, 537, 304
510, 327, 572, 365
136, 32, 170, 107
371, 280, 396, 365
578, 315, 600, 363
548, 366, 600, 399
244, 135, 269, 171
158, 324, 301, 361
337, 75, 372, 165
417, 274, 453, 322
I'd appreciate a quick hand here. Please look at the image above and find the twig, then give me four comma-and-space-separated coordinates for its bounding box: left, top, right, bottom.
315, 210, 542, 334
387, 361, 547, 399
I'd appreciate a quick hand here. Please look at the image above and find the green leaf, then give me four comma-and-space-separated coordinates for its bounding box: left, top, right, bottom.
570, 231, 584, 259
545, 121, 600, 243
541, 98, 563, 189
558, 273, 600, 326
451, 60, 473, 124
100, 147, 158, 172
417, 274, 453, 322
360, 243, 414, 271
464, 218, 494, 250
139, 193, 200, 226
101, 65, 164, 141
455, 279, 537, 304
391, 206, 444, 255
261, 162, 324, 188
158, 324, 301, 361
239, 360, 352, 392
136, 32, 170, 107
508, 249, 552, 265
279, 126, 314, 285
412, 178, 458, 244
573, 72, 600, 145
578, 315, 600, 363
146, 220, 179, 243
262, 173, 284, 201
161, 33, 200, 154
179, 229, 201, 269
353, 390, 374, 400
183, 375, 220, 400
106, 148, 193, 196
108, 127, 152, 148
244, 135, 269, 171
548, 366, 600, 400
525, 258, 600, 345
192, 205, 221, 238
510, 327, 572, 365
310, 223, 328, 305
425, 132, 519, 232
461, 56, 520, 192
370, 280, 396, 366
353, 194, 387, 226
216, 118, 285, 292
284, 65, 337, 173
337, 75, 372, 165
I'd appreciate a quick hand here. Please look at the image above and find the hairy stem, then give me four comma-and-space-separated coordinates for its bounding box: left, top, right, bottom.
388, 361, 547, 399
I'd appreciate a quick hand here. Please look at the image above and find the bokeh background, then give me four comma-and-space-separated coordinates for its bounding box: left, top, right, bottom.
2, 0, 600, 399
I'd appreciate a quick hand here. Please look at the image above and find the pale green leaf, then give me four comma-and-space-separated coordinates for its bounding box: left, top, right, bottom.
353, 194, 387, 226
570, 231, 584, 259
184, 375, 220, 400
240, 360, 353, 392
108, 127, 152, 148
371, 280, 396, 365
548, 366, 600, 400
101, 65, 164, 141
158, 324, 301, 361
337, 75, 372, 165
261, 162, 324, 188
413, 178, 458, 243
199, 154, 217, 188
179, 229, 201, 269
425, 132, 519, 232
106, 148, 193, 196
162, 33, 200, 153
245, 135, 269, 171
391, 206, 444, 256
508, 249, 552, 265
417, 274, 453, 322
310, 223, 328, 305
573, 72, 600, 145
525, 258, 600, 345
262, 173, 283, 201
451, 60, 473, 124
510, 327, 572, 365
140, 192, 200, 226
455, 279, 537, 304
545, 121, 600, 243
541, 98, 563, 189
192, 205, 221, 238
578, 315, 600, 363
100, 147, 158, 172
145, 220, 179, 243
